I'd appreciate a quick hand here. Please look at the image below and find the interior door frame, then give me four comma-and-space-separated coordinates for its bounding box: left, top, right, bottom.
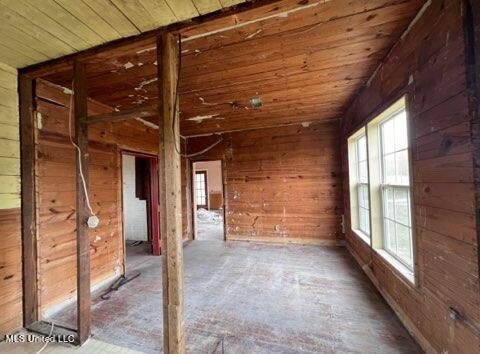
121, 150, 161, 257
190, 159, 227, 241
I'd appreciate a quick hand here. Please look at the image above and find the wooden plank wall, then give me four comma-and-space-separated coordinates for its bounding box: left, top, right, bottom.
186, 121, 343, 245
34, 80, 158, 315
0, 62, 22, 336
341, 1, 480, 352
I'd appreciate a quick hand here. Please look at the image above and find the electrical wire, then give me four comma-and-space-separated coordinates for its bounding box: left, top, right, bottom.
68, 84, 96, 217
171, 34, 223, 158
36, 321, 55, 354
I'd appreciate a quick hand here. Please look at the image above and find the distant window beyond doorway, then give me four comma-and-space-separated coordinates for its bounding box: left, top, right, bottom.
192, 160, 225, 241
195, 171, 208, 209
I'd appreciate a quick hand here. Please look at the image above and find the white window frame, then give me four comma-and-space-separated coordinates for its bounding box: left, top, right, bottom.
356, 135, 370, 236
350, 96, 417, 285
378, 110, 414, 271
347, 128, 371, 245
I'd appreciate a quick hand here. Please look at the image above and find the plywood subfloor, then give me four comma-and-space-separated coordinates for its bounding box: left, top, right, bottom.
49, 241, 420, 353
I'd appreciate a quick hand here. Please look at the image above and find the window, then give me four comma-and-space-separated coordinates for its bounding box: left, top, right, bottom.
195, 171, 208, 208
348, 97, 415, 281
356, 135, 370, 236
347, 128, 370, 243
379, 109, 413, 269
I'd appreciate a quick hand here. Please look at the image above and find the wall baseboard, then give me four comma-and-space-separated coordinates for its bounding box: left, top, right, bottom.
227, 235, 345, 246
347, 244, 437, 354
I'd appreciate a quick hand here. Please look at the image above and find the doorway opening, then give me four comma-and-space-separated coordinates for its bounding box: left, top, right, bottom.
121, 151, 160, 268
192, 160, 225, 241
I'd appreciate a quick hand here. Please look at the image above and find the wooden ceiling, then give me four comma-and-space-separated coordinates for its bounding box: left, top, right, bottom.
0, 0, 249, 68
40, 0, 426, 136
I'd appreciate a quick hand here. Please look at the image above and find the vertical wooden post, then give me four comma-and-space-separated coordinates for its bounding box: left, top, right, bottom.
157, 33, 185, 354
19, 75, 38, 326
73, 60, 91, 345
465, 0, 480, 276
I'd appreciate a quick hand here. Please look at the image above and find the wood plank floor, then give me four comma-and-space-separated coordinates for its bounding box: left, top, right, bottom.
48, 241, 421, 353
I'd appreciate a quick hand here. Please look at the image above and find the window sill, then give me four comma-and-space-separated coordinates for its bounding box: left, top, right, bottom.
375, 249, 415, 285
352, 229, 371, 246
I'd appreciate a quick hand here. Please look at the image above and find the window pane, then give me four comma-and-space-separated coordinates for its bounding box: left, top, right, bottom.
358, 184, 369, 209
358, 136, 367, 161
384, 187, 395, 219
394, 111, 408, 151
395, 150, 409, 185
359, 208, 369, 235
385, 219, 396, 253
364, 209, 370, 235
359, 161, 368, 183
382, 118, 395, 154
362, 185, 370, 210
394, 188, 410, 226
384, 154, 396, 184
359, 208, 366, 232
396, 223, 412, 265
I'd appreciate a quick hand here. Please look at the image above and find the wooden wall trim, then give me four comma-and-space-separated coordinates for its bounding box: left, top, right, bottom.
19, 74, 37, 326
228, 236, 345, 247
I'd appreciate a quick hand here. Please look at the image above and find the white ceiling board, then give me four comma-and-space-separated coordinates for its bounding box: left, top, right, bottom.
0, 0, 250, 69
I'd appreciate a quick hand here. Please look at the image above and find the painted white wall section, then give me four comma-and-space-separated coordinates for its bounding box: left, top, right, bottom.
122, 155, 148, 241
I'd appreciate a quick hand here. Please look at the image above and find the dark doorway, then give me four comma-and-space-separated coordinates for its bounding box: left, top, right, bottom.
122, 151, 160, 260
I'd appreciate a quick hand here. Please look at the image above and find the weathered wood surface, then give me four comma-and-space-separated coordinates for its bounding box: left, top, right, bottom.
0, 208, 23, 337
0, 63, 22, 337
186, 120, 343, 245
341, 1, 480, 352
19, 73, 37, 328
158, 33, 186, 354
34, 79, 158, 314
40, 0, 425, 137
73, 60, 90, 344
0, 0, 254, 69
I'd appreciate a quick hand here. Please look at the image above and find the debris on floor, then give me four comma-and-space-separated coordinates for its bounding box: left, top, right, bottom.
101, 273, 141, 300
196, 209, 224, 241
196, 208, 222, 224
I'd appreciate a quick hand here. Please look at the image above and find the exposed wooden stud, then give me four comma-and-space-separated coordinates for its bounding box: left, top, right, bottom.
465, 0, 480, 276
73, 59, 91, 345
19, 74, 37, 326
87, 105, 157, 125
157, 33, 185, 354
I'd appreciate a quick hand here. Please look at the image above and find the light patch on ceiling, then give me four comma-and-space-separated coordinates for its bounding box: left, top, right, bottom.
135, 117, 159, 129
36, 112, 43, 130
135, 77, 158, 91
136, 46, 156, 54
123, 62, 135, 69
301, 122, 310, 128
187, 114, 222, 123
246, 29, 262, 39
